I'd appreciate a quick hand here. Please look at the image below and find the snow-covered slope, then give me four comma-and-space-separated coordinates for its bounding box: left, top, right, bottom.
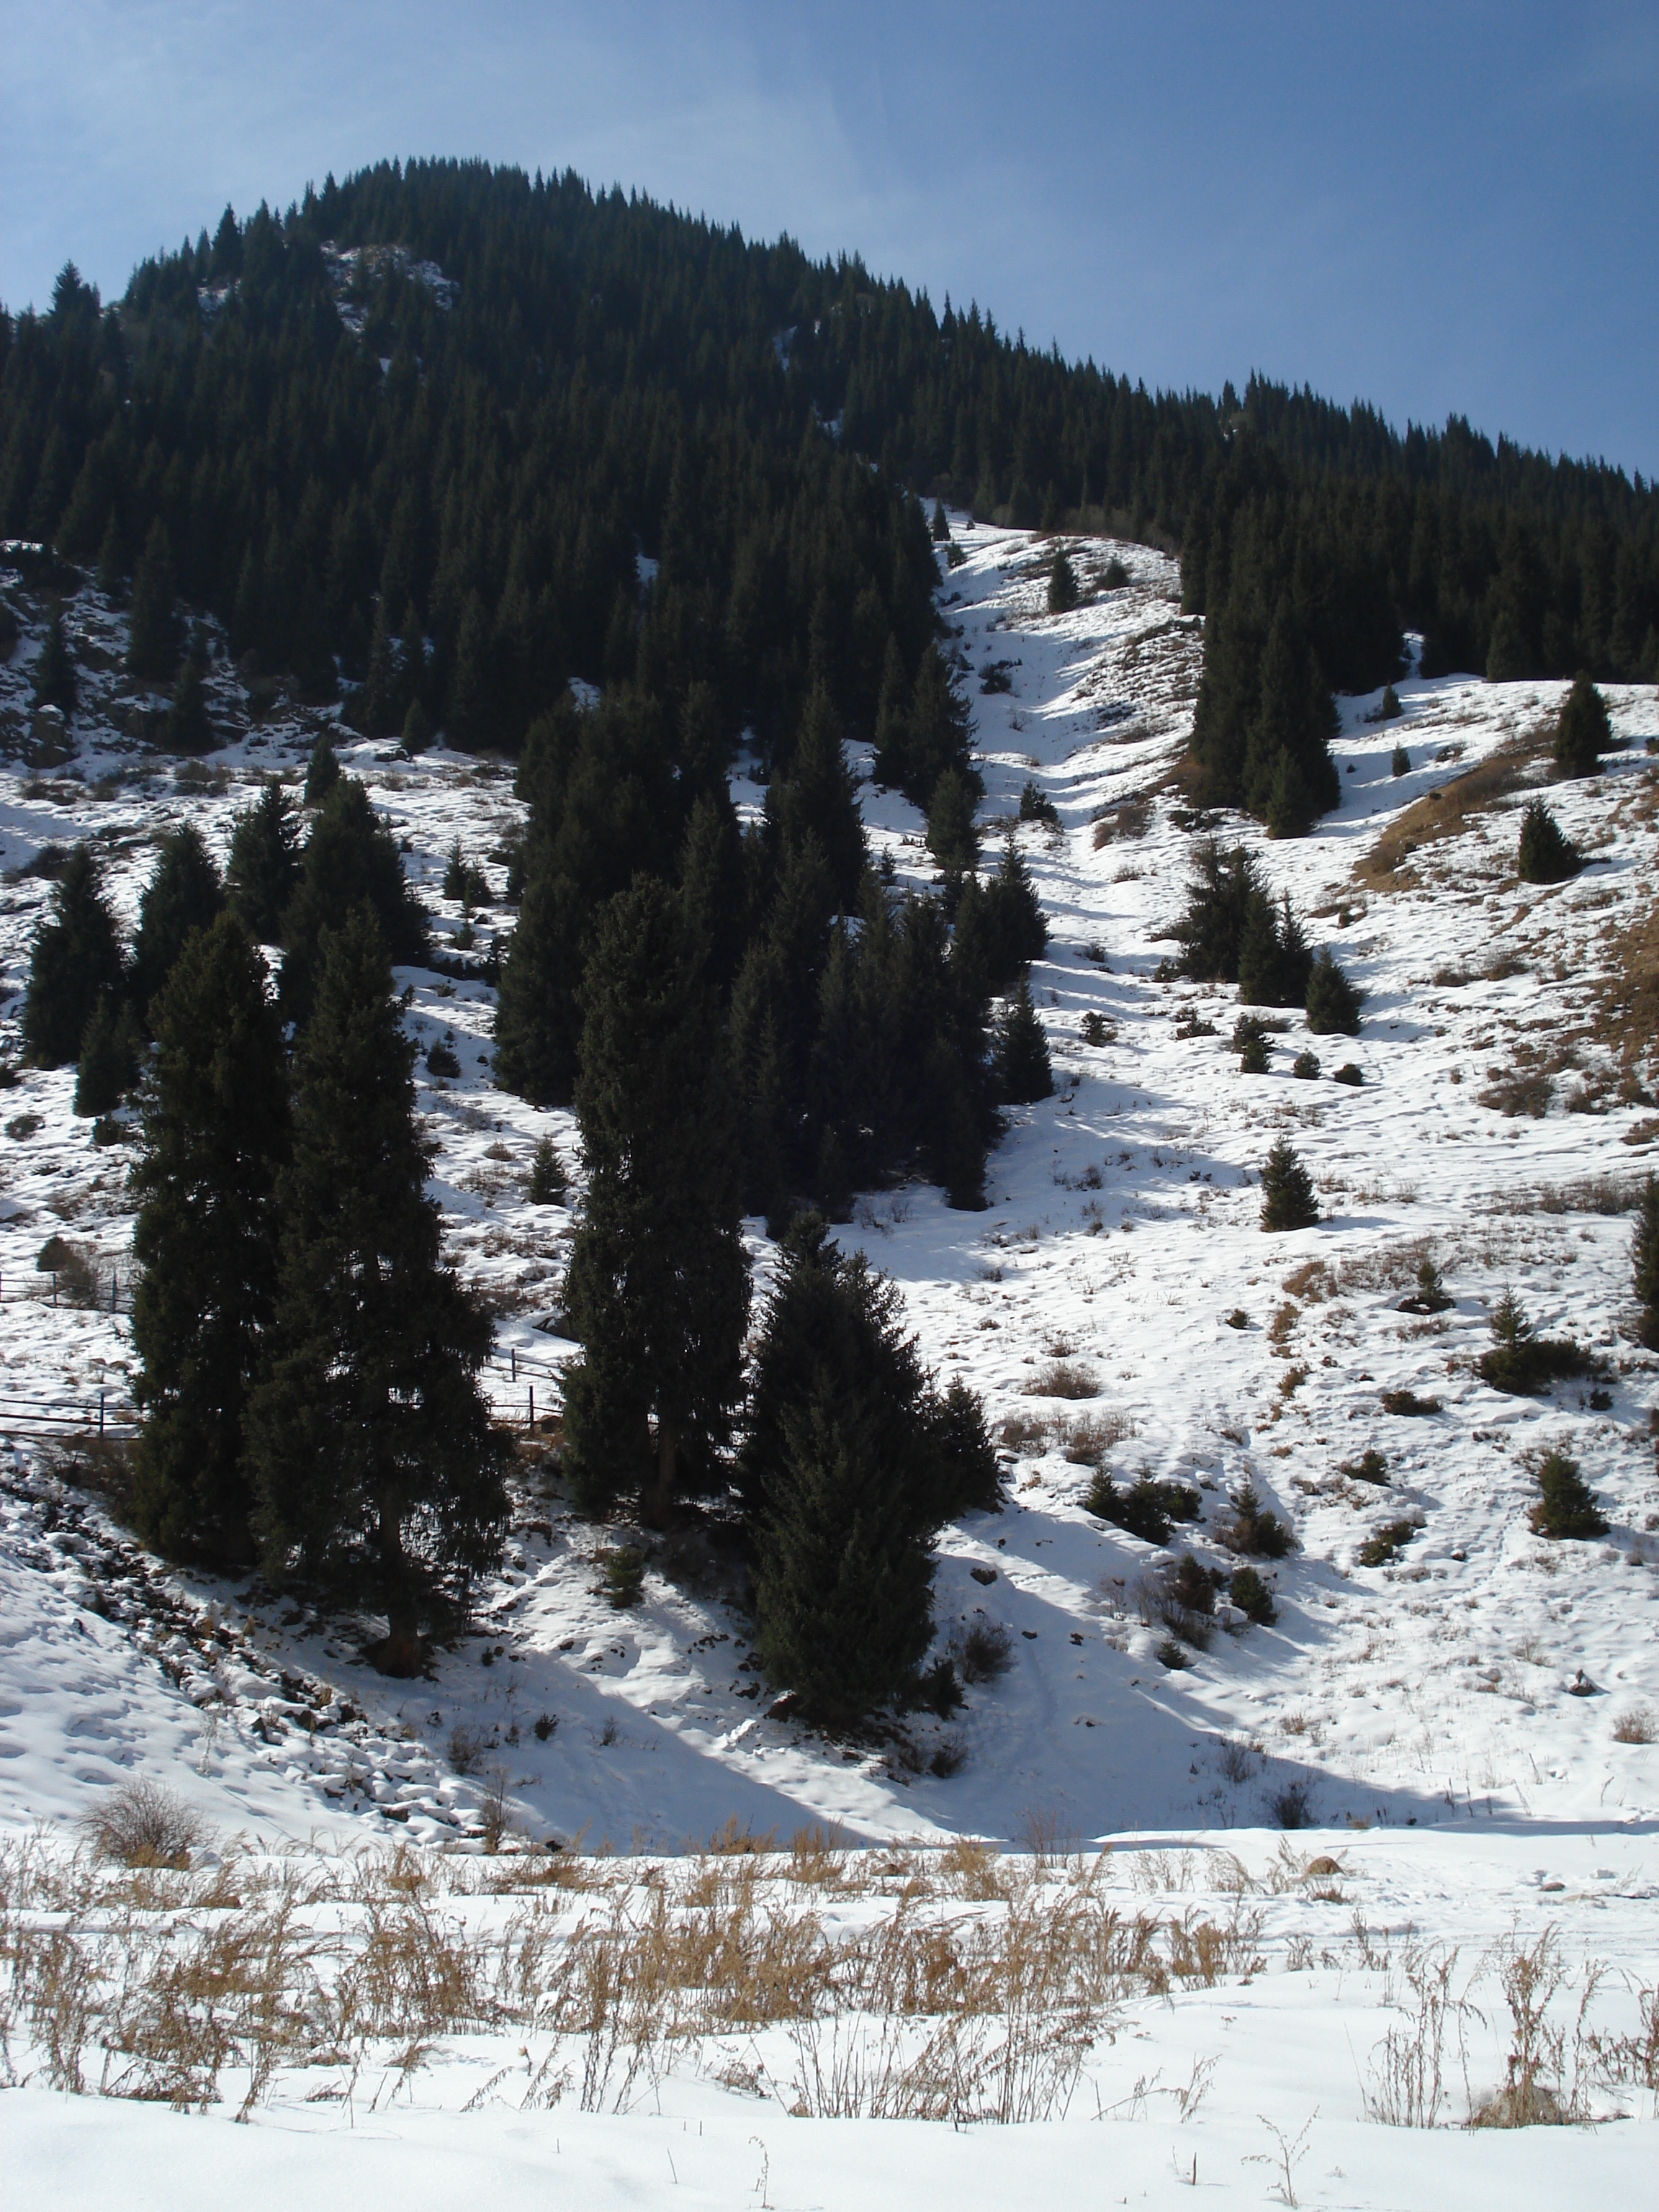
1, 531, 1656, 2200
2, 528, 1658, 1851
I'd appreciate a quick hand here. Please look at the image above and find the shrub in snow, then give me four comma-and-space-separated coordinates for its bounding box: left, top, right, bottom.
1259, 1138, 1318, 1231
1552, 672, 1611, 778
1229, 1565, 1277, 1624
1222, 1483, 1294, 1558
81, 1778, 206, 1869
1332, 1061, 1363, 1086
1305, 946, 1363, 1035
1017, 778, 1060, 831
1528, 1448, 1607, 1540
955, 1620, 1013, 1684
1292, 1048, 1321, 1079
1477, 1286, 1591, 1395
1516, 798, 1581, 884
1390, 741, 1409, 775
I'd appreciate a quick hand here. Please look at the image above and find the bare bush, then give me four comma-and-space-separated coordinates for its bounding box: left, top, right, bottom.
79, 1779, 207, 1869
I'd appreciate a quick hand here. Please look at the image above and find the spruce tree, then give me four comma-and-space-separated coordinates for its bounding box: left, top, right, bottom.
31, 605, 77, 714
1528, 1448, 1607, 1539
994, 979, 1053, 1102
302, 728, 341, 807
126, 518, 179, 682
1047, 547, 1079, 614
279, 778, 428, 1024
765, 686, 866, 907
247, 907, 505, 1669
560, 877, 750, 1521
166, 655, 212, 754
1632, 1174, 1659, 1350
21, 842, 125, 1066
130, 823, 225, 1028
1516, 798, 1581, 884
926, 765, 979, 881
130, 914, 289, 1563
743, 1220, 979, 1725
226, 781, 299, 940
931, 500, 950, 543
1259, 1138, 1319, 1230
1305, 946, 1363, 1035
1552, 673, 1611, 778
73, 991, 138, 1115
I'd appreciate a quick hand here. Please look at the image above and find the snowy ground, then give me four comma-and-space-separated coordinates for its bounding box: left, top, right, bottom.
1, 529, 1656, 2197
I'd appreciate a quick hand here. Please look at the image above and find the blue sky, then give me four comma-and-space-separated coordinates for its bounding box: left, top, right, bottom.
4, 1, 1656, 475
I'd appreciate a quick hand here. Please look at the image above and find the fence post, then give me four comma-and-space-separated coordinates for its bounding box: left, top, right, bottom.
529, 1385, 534, 1433
52, 1273, 57, 1308
110, 1269, 117, 1314
99, 1392, 105, 1437
511, 1346, 516, 1382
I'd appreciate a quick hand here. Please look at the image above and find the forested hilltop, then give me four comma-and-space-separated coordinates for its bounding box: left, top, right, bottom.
3, 158, 1657, 833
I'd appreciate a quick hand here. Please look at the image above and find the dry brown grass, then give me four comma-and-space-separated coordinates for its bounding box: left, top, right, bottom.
1355, 729, 1548, 890
0, 1835, 1277, 2126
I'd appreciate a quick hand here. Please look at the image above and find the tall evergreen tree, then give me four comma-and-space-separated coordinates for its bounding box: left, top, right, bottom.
166, 655, 212, 754
247, 907, 505, 1670
130, 914, 289, 1563
30, 605, 77, 714
765, 687, 866, 908
21, 842, 125, 1066
226, 781, 300, 940
126, 518, 179, 682
993, 978, 1054, 1103
561, 877, 750, 1520
926, 765, 979, 882
279, 778, 428, 1023
1047, 547, 1079, 613
743, 1219, 976, 1727
130, 822, 225, 1025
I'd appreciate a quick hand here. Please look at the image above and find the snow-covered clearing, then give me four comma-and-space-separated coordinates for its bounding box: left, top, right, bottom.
0, 526, 1656, 2198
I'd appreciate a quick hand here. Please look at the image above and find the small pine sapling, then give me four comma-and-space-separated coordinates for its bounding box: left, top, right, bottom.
1528, 1448, 1608, 1539
1259, 1138, 1318, 1231
527, 1136, 567, 1204
1399, 1256, 1453, 1314
1305, 947, 1363, 1035
994, 980, 1053, 1103
1516, 799, 1581, 885
1292, 1049, 1321, 1080
1552, 672, 1611, 779
1046, 548, 1079, 615
1223, 1482, 1294, 1558
1229, 1565, 1277, 1624
302, 729, 341, 808
1390, 742, 1410, 777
